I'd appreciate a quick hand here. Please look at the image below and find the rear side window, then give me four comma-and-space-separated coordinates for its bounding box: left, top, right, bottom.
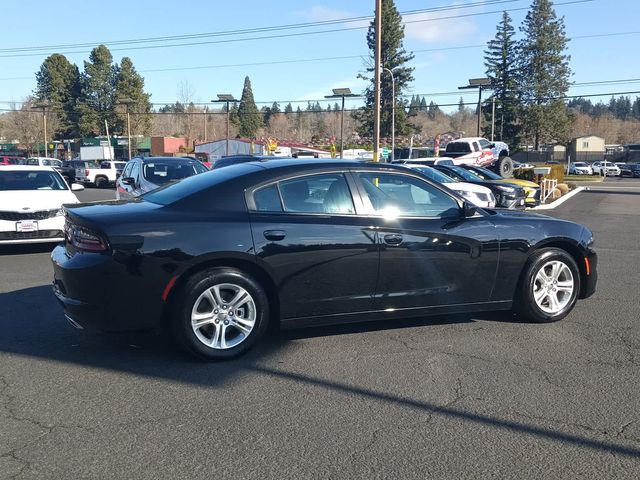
254, 185, 282, 212
280, 174, 354, 214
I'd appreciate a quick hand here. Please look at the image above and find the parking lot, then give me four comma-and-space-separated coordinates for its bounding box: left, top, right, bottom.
1, 177, 639, 479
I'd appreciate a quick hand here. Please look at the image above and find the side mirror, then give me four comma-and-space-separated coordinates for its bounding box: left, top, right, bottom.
462, 201, 477, 218
488, 143, 496, 149
71, 183, 85, 192
122, 177, 135, 186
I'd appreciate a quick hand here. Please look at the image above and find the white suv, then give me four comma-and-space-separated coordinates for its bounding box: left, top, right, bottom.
591, 161, 620, 176
75, 160, 126, 188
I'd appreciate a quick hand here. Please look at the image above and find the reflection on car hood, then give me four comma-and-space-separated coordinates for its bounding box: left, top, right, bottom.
0, 190, 79, 212
444, 181, 492, 194
499, 179, 540, 188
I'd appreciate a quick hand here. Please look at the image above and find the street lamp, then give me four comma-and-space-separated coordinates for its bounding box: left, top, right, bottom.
458, 77, 492, 137
383, 67, 395, 162
324, 88, 360, 159
118, 97, 135, 160
211, 94, 237, 156
33, 100, 50, 157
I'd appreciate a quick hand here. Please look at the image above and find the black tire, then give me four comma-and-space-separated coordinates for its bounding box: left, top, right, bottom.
494, 156, 514, 178
94, 176, 108, 188
171, 267, 270, 361
515, 248, 581, 323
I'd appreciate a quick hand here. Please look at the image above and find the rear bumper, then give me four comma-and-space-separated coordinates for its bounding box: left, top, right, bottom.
51, 244, 168, 332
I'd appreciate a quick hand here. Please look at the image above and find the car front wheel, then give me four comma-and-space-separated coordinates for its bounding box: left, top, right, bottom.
515, 248, 581, 323
172, 267, 269, 360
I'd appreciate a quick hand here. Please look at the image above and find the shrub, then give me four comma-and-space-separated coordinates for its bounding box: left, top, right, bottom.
544, 164, 565, 183
567, 182, 577, 190
552, 187, 562, 199
557, 183, 569, 194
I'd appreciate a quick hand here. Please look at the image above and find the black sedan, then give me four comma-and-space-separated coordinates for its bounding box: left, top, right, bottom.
115, 156, 208, 199
52, 159, 597, 360
433, 164, 526, 209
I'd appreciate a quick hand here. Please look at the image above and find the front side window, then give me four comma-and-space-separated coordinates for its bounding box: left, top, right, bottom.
279, 173, 355, 214
479, 139, 491, 149
357, 172, 459, 218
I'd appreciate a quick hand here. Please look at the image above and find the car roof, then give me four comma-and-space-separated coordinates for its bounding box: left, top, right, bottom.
238, 157, 410, 171
0, 165, 56, 171
139, 156, 200, 162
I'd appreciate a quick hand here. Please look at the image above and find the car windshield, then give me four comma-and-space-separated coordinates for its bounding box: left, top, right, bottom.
0, 170, 68, 191
411, 166, 456, 183
444, 166, 484, 182
467, 166, 502, 180
142, 161, 208, 185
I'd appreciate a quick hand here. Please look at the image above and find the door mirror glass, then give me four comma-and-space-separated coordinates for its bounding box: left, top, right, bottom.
462, 201, 477, 217
122, 177, 135, 186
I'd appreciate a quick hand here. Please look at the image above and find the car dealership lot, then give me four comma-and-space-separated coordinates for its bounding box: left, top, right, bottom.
1, 180, 639, 479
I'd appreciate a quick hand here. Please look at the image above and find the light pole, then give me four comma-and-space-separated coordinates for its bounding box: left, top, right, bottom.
34, 100, 50, 157
458, 78, 492, 137
325, 88, 360, 158
383, 67, 395, 162
212, 94, 237, 156
373, 0, 382, 162
118, 98, 134, 160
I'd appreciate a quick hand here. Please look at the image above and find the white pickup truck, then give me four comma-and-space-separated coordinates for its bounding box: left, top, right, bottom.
442, 137, 514, 178
75, 160, 126, 188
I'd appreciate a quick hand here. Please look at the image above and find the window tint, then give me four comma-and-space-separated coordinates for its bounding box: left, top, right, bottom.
472, 142, 480, 152
445, 142, 471, 154
130, 162, 140, 182
279, 174, 354, 214
142, 161, 205, 185
122, 162, 133, 178
254, 185, 282, 212
357, 172, 459, 218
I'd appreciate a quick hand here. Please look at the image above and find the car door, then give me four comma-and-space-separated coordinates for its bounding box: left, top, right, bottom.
247, 170, 379, 322
353, 170, 500, 311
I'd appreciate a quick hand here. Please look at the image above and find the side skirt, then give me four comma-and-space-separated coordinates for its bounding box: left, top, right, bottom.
280, 300, 513, 330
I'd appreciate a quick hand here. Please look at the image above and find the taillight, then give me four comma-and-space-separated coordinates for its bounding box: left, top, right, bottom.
66, 222, 108, 252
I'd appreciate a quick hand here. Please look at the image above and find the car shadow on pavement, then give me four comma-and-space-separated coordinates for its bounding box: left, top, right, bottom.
0, 243, 57, 256
1, 285, 639, 460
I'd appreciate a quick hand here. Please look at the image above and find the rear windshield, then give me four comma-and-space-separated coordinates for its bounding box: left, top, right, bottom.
412, 166, 455, 183
443, 166, 483, 182
445, 142, 472, 153
0, 170, 68, 191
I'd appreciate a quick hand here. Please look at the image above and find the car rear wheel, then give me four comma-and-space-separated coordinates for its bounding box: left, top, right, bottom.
172, 267, 269, 360
515, 248, 580, 323
95, 176, 108, 188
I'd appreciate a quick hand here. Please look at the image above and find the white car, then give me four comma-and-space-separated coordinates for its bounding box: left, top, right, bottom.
25, 157, 63, 168
568, 162, 593, 175
0, 166, 84, 245
592, 161, 620, 176
401, 164, 497, 208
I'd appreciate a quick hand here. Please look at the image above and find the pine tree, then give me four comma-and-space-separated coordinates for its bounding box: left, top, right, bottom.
114, 57, 152, 140
77, 45, 117, 136
632, 97, 640, 120
353, 0, 414, 137
284, 102, 293, 114
484, 11, 521, 146
237, 76, 261, 137
34, 54, 81, 138
518, 0, 572, 149
458, 97, 465, 112
419, 97, 427, 112
427, 101, 440, 120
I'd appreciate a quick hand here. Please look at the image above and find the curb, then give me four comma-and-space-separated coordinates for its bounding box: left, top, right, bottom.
531, 187, 584, 210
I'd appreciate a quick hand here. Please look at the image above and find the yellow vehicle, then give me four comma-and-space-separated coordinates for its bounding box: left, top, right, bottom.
460, 165, 540, 206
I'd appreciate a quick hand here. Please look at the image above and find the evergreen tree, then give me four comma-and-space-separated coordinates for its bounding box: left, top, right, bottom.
34, 54, 81, 138
237, 76, 261, 137
517, 0, 572, 148
427, 101, 441, 120
483, 11, 520, 146
77, 45, 117, 136
458, 97, 465, 112
632, 98, 640, 120
353, 0, 414, 137
284, 102, 293, 114
334, 102, 340, 112
419, 97, 427, 112
114, 57, 152, 139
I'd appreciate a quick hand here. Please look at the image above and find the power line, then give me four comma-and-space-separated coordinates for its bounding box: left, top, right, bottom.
0, 0, 520, 54
0, 0, 593, 59
1, 90, 638, 115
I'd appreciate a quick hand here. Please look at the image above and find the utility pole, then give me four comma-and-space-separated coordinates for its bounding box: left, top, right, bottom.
325, 88, 360, 158
383, 67, 395, 162
34, 100, 50, 157
212, 94, 237, 156
458, 78, 492, 137
373, 0, 382, 162
490, 96, 496, 141
117, 98, 135, 160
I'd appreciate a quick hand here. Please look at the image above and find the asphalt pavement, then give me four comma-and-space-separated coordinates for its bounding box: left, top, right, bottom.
1, 180, 639, 479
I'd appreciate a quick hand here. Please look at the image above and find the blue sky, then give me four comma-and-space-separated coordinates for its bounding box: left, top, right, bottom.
1, 0, 638, 112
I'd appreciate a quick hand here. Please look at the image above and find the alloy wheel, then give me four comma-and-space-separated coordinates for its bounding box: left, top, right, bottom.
532, 260, 575, 314
190, 283, 256, 349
